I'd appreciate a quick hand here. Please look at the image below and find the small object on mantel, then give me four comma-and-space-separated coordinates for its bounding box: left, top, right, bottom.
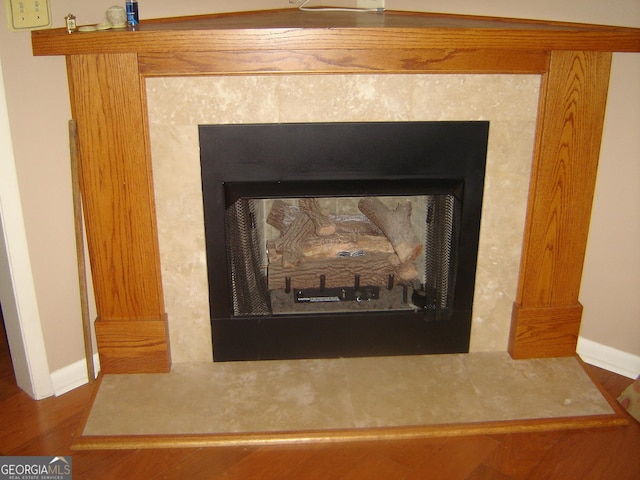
106, 5, 127, 29
77, 22, 114, 33
126, 0, 139, 28
65, 14, 77, 34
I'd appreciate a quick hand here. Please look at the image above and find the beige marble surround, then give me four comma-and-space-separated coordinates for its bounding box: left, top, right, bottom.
147, 74, 541, 363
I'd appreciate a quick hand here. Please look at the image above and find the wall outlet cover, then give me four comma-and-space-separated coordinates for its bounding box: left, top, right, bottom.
6, 0, 51, 31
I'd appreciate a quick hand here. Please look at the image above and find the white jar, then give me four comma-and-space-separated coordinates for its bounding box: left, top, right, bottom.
106, 6, 127, 28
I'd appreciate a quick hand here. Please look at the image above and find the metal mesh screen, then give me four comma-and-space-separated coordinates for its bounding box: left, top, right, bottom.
224, 199, 272, 316
423, 194, 459, 310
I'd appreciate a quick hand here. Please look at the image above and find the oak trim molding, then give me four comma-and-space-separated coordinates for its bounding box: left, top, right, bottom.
32, 10, 640, 56
32, 10, 640, 373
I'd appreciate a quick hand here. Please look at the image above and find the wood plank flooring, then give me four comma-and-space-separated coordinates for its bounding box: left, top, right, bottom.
1, 311, 639, 479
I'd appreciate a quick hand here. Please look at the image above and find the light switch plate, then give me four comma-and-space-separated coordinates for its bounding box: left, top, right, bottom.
6, 0, 51, 31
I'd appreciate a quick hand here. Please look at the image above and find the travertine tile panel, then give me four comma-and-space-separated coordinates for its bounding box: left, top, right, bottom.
344, 354, 481, 427
149, 125, 212, 362
461, 353, 614, 420
147, 74, 540, 361
84, 359, 354, 435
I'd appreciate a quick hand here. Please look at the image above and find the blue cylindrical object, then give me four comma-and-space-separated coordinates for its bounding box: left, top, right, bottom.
126, 0, 139, 27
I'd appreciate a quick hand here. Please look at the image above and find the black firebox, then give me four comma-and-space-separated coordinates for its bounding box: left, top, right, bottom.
199, 122, 489, 361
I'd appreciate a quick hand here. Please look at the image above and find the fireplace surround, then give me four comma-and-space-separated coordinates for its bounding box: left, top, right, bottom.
148, 73, 537, 364
31, 9, 640, 373
199, 121, 488, 360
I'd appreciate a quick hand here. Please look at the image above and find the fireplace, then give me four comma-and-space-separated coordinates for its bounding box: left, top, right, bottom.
31, 10, 639, 373
200, 121, 488, 360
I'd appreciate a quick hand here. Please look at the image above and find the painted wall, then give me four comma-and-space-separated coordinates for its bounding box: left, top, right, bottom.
0, 0, 638, 393
0, 0, 291, 385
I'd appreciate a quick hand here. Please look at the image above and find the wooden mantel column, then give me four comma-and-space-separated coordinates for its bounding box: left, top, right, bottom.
509, 50, 613, 358
67, 53, 170, 373
31, 9, 640, 373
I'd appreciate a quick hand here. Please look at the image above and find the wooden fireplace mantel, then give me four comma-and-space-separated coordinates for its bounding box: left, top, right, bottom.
31, 10, 640, 373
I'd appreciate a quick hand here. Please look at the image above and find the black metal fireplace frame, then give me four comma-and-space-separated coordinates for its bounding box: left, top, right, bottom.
200, 122, 489, 361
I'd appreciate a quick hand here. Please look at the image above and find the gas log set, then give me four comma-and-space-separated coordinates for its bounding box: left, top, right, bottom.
266, 196, 426, 310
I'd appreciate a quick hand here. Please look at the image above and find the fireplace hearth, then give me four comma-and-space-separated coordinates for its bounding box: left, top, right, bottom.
200, 121, 489, 361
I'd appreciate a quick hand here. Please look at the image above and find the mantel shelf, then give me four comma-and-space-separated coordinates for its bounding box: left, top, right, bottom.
32, 9, 640, 56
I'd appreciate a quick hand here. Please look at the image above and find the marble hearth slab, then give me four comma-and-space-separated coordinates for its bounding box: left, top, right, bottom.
76, 352, 624, 449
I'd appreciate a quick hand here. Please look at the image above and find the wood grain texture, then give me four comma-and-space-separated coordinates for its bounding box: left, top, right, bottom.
70, 412, 628, 451
94, 317, 170, 374
31, 10, 640, 57
68, 119, 95, 382
516, 51, 612, 308
67, 54, 170, 371
508, 303, 583, 359
138, 49, 549, 76
67, 54, 165, 320
508, 51, 614, 359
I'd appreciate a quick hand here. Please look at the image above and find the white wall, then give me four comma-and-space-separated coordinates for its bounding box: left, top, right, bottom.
0, 0, 638, 398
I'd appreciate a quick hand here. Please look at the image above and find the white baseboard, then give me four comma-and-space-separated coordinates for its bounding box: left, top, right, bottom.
50, 353, 101, 397
577, 336, 640, 379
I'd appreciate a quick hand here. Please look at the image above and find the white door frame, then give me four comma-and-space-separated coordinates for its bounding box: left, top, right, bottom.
0, 58, 53, 399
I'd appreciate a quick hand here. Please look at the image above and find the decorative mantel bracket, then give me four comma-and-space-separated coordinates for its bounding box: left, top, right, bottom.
31, 10, 640, 373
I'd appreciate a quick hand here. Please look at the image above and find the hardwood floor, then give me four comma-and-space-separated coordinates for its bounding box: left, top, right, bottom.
1, 312, 639, 479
